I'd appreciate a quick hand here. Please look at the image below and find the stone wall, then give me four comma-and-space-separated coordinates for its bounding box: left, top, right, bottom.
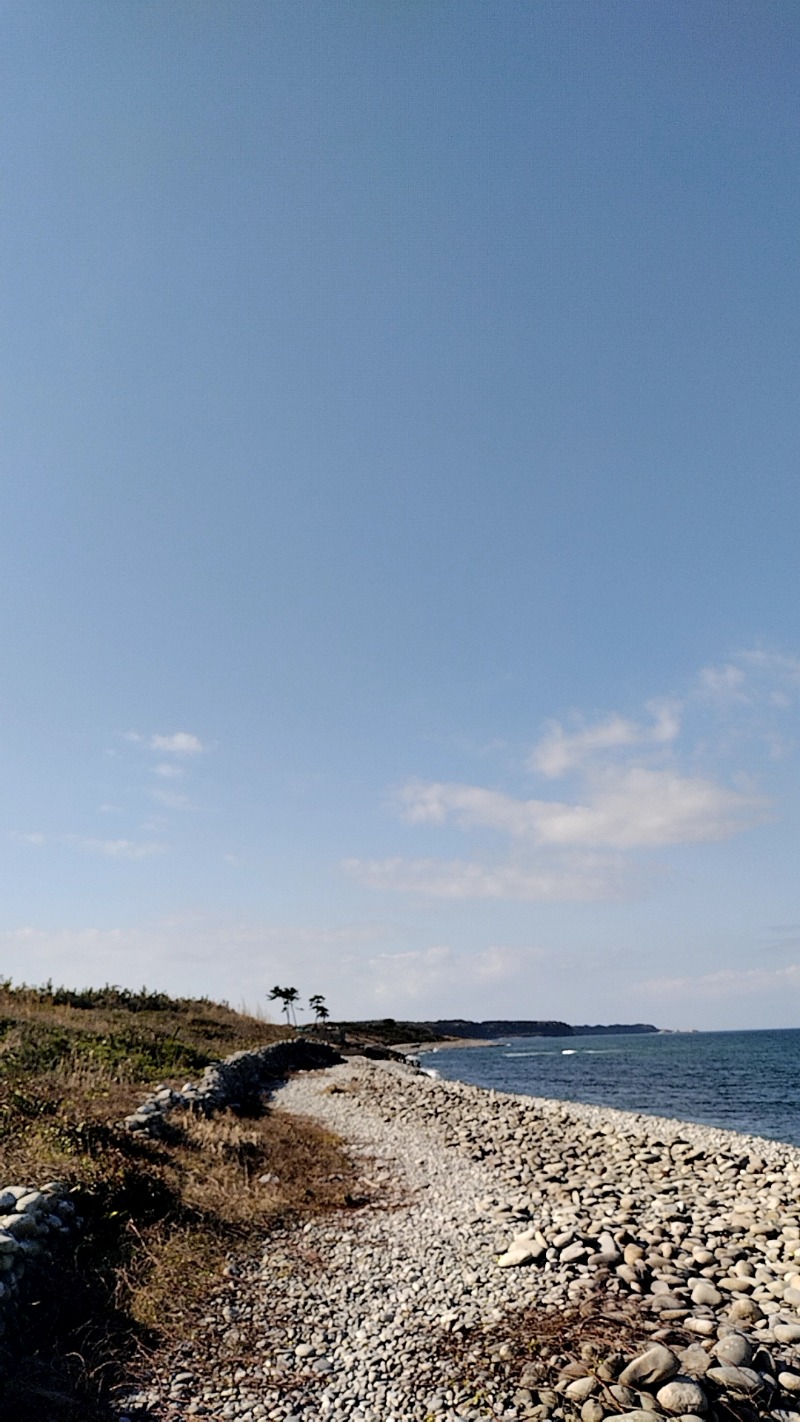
0, 1037, 342, 1347
123, 1036, 344, 1135
0, 1183, 76, 1339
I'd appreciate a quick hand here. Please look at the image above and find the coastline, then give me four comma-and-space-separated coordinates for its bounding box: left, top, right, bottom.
128, 1055, 800, 1421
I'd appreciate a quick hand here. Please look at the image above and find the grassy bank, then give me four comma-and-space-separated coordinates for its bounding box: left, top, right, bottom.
0, 982, 355, 1422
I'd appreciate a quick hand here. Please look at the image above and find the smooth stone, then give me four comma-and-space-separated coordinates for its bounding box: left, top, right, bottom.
729, 1297, 763, 1322
775, 1324, 800, 1344
581, 1399, 605, 1422
651, 1293, 687, 1312
656, 1379, 708, 1414
609, 1385, 638, 1407
706, 1365, 763, 1394
619, 1346, 681, 1389
565, 1377, 598, 1401
678, 1346, 711, 1377
779, 1373, 800, 1393
691, 1282, 722, 1307
714, 1334, 752, 1366
685, 1319, 716, 1337
561, 1242, 588, 1263
497, 1243, 545, 1267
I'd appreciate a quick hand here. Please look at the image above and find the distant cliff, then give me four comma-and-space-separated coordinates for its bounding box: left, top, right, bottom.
428, 1019, 574, 1039
427, 1019, 658, 1039
571, 1023, 659, 1035
331, 1018, 659, 1045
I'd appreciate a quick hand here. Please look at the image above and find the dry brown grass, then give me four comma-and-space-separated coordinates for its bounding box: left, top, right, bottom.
0, 987, 352, 1422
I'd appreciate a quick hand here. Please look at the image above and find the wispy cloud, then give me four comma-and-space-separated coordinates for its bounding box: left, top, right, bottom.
637, 963, 800, 1000
697, 648, 800, 706
348, 655, 798, 904
150, 788, 190, 809
365, 943, 531, 1003
150, 731, 206, 755
529, 702, 680, 778
154, 762, 184, 779
8, 831, 164, 860
71, 837, 166, 860
398, 769, 766, 850
344, 852, 631, 900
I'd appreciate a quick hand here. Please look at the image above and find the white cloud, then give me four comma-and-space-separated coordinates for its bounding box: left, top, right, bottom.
529, 702, 680, 778
343, 851, 630, 900
0, 917, 523, 1018
697, 662, 749, 701
72, 837, 166, 860
637, 963, 800, 1000
150, 788, 190, 809
149, 732, 206, 755
398, 768, 766, 850
8, 831, 165, 859
154, 762, 184, 779
350, 660, 794, 905
365, 943, 537, 1005
697, 649, 800, 706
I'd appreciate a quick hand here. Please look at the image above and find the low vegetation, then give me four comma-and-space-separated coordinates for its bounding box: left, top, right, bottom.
0, 981, 355, 1422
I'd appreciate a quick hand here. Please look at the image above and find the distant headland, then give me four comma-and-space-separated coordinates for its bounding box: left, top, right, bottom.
331, 1017, 658, 1045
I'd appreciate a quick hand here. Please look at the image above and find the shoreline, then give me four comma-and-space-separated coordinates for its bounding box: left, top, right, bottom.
127, 1054, 800, 1421
398, 1038, 800, 1154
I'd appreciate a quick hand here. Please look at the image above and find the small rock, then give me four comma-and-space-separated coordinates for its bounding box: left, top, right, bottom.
619, 1345, 680, 1388
609, 1385, 638, 1407
678, 1346, 711, 1377
581, 1399, 605, 1422
565, 1376, 598, 1402
562, 1241, 588, 1263
705, 1365, 763, 1394
685, 1318, 716, 1337
657, 1378, 708, 1414
714, 1334, 752, 1366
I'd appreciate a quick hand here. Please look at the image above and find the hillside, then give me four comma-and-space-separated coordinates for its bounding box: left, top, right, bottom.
332, 1017, 658, 1043
0, 982, 353, 1422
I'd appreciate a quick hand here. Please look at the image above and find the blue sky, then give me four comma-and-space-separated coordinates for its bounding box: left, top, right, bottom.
2, 1, 799, 1028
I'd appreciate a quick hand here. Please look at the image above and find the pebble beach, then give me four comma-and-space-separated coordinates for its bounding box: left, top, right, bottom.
123, 1056, 800, 1422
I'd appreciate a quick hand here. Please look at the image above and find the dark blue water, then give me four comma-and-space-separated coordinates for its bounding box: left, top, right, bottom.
426, 1030, 800, 1148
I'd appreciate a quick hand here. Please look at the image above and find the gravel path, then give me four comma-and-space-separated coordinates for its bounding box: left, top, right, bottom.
120, 1057, 800, 1422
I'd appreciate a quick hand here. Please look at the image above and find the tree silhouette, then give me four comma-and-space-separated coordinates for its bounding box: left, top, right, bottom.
268, 985, 299, 1027
309, 993, 330, 1025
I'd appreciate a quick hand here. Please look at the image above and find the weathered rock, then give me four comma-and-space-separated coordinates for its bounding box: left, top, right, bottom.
678, 1345, 711, 1377
729, 1296, 763, 1322
713, 1332, 752, 1366
564, 1375, 598, 1401
619, 1345, 680, 1389
656, 1377, 708, 1414
705, 1364, 763, 1394
581, 1397, 605, 1422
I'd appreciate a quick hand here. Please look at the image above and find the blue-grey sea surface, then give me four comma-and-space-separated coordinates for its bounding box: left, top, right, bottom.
426, 1029, 800, 1147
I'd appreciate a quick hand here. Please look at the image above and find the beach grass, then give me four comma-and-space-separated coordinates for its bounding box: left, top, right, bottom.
0, 981, 354, 1422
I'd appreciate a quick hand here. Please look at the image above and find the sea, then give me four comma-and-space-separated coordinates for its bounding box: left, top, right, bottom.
424, 1029, 800, 1149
